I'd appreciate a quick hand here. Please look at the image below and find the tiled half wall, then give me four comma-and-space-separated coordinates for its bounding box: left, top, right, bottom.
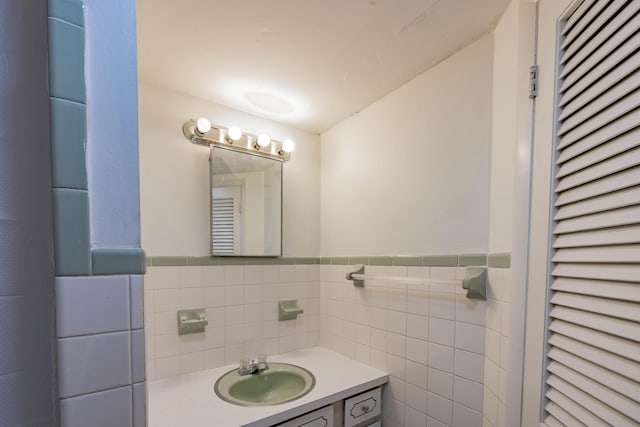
144, 263, 321, 380
144, 254, 511, 427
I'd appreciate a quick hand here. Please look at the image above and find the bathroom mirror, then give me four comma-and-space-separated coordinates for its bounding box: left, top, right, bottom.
210, 146, 282, 256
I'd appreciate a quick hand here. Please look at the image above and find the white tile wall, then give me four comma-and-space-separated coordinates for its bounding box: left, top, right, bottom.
56, 276, 130, 337
60, 386, 132, 427
132, 382, 146, 427
144, 264, 320, 380
130, 275, 144, 330
56, 274, 145, 427
482, 267, 511, 427
58, 332, 131, 398
320, 264, 487, 427
140, 261, 507, 425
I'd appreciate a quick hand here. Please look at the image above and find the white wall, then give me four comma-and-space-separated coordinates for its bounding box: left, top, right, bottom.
86, 0, 141, 248
138, 83, 321, 256
320, 35, 494, 256
488, 2, 519, 253
486, 2, 538, 427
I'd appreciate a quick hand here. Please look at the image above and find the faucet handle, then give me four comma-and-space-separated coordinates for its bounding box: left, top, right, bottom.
257, 353, 269, 371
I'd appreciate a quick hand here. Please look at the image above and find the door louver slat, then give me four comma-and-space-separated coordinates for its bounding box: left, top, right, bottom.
554, 185, 640, 220
560, 16, 640, 94
549, 319, 640, 361
561, 0, 637, 64
559, 51, 640, 113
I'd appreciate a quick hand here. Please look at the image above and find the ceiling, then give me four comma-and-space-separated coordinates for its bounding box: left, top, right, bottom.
137, 0, 510, 134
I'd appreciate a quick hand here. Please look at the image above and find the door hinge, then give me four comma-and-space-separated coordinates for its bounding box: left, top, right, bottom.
529, 65, 539, 99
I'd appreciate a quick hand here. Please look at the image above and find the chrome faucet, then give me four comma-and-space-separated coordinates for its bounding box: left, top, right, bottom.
238, 354, 269, 375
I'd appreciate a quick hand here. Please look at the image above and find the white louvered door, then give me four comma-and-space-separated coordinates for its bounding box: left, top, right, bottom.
544, 1, 640, 425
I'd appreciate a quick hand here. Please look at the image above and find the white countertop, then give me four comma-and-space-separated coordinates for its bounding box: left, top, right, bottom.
148, 347, 388, 427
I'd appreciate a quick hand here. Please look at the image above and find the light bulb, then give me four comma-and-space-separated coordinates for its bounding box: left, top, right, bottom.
257, 133, 271, 147
281, 139, 295, 153
195, 117, 211, 134
227, 126, 242, 141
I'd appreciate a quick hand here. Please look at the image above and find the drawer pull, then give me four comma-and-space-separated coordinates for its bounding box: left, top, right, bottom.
349, 397, 377, 418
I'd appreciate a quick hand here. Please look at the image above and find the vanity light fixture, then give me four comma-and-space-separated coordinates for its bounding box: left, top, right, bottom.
255, 133, 271, 149
280, 139, 295, 154
182, 118, 294, 162
195, 117, 212, 136
227, 126, 242, 142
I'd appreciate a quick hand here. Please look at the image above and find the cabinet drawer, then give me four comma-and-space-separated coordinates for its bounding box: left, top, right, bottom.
276, 405, 334, 427
343, 387, 381, 427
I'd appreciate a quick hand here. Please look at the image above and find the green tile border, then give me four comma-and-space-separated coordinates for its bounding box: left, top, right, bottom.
368, 257, 393, 266
145, 253, 512, 268
91, 248, 146, 275
421, 255, 459, 267
149, 257, 188, 266
488, 252, 511, 268
187, 257, 219, 266
458, 253, 488, 267
393, 256, 422, 266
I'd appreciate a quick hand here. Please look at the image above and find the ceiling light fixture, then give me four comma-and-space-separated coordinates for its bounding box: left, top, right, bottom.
182, 118, 294, 162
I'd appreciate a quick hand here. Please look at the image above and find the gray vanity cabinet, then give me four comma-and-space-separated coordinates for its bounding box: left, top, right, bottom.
274, 386, 382, 427
276, 405, 333, 427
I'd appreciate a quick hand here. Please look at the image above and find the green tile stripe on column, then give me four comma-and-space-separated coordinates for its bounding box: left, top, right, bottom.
52, 189, 90, 276
92, 248, 146, 275
50, 98, 87, 189
47, 17, 86, 103
48, 0, 85, 27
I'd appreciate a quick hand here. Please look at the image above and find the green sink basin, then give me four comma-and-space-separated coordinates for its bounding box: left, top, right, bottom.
214, 363, 315, 406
